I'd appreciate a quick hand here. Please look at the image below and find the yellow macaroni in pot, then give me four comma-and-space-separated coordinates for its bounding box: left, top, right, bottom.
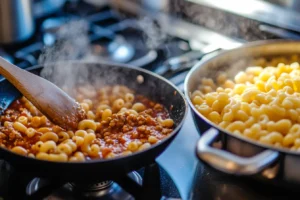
192, 58, 300, 151
185, 40, 300, 187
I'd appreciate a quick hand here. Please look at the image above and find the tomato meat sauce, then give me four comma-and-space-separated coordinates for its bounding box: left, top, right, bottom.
0, 85, 174, 162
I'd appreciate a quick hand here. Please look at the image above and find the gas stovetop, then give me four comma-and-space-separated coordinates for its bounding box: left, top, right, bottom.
1, 1, 299, 200
0, 2, 196, 199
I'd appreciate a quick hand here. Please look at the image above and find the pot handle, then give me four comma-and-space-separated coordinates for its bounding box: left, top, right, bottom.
196, 128, 279, 175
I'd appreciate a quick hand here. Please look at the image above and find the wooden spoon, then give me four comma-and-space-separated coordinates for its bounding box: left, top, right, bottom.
0, 56, 86, 130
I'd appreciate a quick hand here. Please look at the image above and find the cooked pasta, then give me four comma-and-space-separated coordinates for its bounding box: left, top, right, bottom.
192, 61, 300, 150
0, 85, 174, 162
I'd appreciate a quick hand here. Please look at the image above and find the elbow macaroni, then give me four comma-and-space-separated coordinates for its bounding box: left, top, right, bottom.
13, 122, 27, 134
78, 120, 97, 131
26, 128, 36, 138
132, 103, 146, 112
40, 132, 59, 143
0, 85, 175, 162
192, 61, 300, 150
18, 116, 28, 125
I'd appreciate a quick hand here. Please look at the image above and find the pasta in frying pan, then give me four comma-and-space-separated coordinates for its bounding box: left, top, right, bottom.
0, 85, 174, 162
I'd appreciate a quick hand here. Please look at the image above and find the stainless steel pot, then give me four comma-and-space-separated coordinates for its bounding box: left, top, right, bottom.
0, 0, 35, 44
185, 40, 300, 186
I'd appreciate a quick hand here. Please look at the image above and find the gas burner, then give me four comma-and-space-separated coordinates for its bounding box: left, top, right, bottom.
69, 180, 114, 191
90, 35, 135, 63
26, 171, 142, 200
38, 12, 158, 66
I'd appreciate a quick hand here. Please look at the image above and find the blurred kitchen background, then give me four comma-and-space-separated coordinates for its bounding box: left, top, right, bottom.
2, 0, 300, 75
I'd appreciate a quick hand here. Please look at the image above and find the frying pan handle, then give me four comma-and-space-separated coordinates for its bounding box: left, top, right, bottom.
196, 128, 279, 175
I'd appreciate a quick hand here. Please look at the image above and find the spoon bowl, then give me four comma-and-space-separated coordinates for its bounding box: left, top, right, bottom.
0, 56, 85, 129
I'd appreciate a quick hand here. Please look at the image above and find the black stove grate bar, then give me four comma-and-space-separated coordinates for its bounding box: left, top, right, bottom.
86, 10, 117, 23
7, 6, 160, 69
111, 162, 162, 200
142, 163, 162, 200
25, 180, 65, 200
21, 162, 163, 200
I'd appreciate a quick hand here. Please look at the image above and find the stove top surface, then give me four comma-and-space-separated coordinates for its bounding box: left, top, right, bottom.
0, 160, 180, 199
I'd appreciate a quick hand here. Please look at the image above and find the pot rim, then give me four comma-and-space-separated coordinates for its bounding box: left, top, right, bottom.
184, 39, 300, 156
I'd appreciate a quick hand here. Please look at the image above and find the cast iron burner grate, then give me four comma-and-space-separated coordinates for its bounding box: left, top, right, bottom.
26, 172, 142, 200
69, 180, 114, 191
21, 163, 166, 200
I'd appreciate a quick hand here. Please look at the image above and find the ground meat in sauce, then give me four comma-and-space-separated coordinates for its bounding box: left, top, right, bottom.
0, 85, 174, 161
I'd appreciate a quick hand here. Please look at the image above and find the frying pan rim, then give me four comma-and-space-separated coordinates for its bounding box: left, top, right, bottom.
0, 60, 188, 164
184, 39, 300, 156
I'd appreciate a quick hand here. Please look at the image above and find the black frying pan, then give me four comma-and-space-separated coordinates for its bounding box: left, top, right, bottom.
0, 61, 187, 182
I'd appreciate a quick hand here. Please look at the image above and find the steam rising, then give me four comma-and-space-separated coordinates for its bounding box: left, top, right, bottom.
37, 19, 140, 98
38, 15, 168, 92
137, 17, 167, 50
39, 20, 92, 90
35, 9, 183, 121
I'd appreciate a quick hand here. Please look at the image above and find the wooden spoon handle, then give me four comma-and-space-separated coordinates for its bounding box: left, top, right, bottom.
0, 57, 85, 130
0, 57, 58, 113
0, 56, 31, 87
